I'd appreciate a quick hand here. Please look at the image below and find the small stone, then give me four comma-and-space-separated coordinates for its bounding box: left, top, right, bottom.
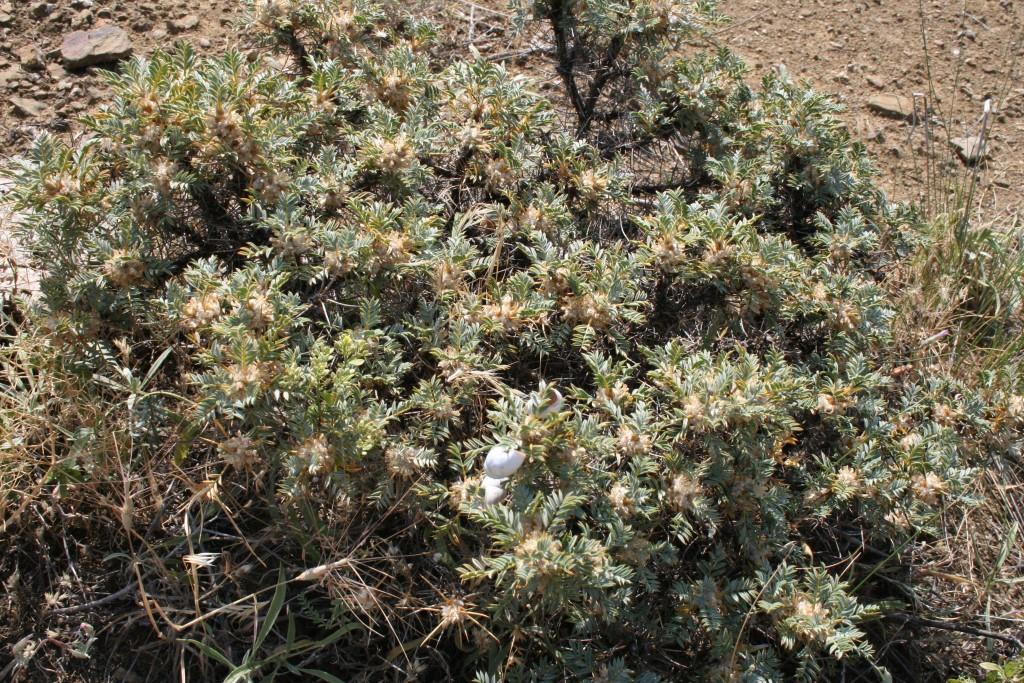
61, 25, 133, 69
46, 62, 67, 81
29, 1, 52, 19
11, 96, 46, 117
867, 94, 916, 120
949, 135, 987, 164
151, 28, 167, 40
168, 14, 199, 33
131, 18, 153, 32
71, 0, 94, 7
0, 66, 19, 89
0, 11, 12, 25
16, 46, 45, 71
865, 75, 886, 89
70, 9, 93, 29
198, 37, 211, 48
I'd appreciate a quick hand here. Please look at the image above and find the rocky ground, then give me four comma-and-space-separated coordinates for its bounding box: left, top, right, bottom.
0, 0, 241, 155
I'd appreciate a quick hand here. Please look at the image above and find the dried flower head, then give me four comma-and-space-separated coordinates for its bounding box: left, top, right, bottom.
911, 472, 946, 505
103, 249, 146, 288
668, 473, 701, 513
182, 292, 222, 330
219, 433, 258, 470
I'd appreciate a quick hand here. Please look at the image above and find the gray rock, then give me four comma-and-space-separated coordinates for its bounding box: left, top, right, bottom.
29, 1, 53, 19
0, 11, 12, 25
11, 96, 46, 117
950, 136, 987, 164
71, 9, 93, 29
867, 94, 916, 120
61, 25, 132, 69
168, 14, 199, 33
46, 62, 67, 81
0, 66, 20, 89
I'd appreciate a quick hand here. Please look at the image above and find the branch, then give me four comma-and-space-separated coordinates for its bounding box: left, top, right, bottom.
282, 27, 312, 78
547, 0, 585, 125
577, 34, 625, 136
49, 584, 136, 617
884, 612, 1024, 651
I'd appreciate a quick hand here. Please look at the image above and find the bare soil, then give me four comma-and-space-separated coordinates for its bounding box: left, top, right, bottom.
720, 0, 1024, 221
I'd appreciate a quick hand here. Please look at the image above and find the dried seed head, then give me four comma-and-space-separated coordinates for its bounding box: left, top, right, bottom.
616, 425, 651, 456
483, 157, 514, 191
668, 473, 701, 513
911, 471, 946, 505
386, 445, 420, 479
378, 134, 415, 173
183, 292, 222, 329
832, 466, 860, 494
298, 434, 333, 476
608, 483, 635, 516
219, 433, 257, 470
103, 249, 146, 288
576, 168, 609, 202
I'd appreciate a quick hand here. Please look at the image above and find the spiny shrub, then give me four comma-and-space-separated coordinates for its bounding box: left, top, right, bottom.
4, 0, 1022, 680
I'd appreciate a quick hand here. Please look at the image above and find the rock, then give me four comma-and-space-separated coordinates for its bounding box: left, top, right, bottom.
198, 37, 211, 48
46, 62, 67, 81
865, 75, 886, 89
17, 46, 45, 72
0, 66, 20, 89
151, 28, 167, 40
29, 1, 53, 19
0, 11, 12, 25
71, 9, 93, 29
168, 14, 199, 33
950, 136, 987, 164
867, 94, 916, 120
11, 97, 46, 117
61, 25, 133, 69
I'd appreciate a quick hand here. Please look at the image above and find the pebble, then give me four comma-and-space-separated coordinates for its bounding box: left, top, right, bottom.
11, 97, 46, 118
17, 46, 45, 72
29, 1, 53, 19
867, 94, 916, 120
168, 14, 199, 33
865, 75, 886, 89
71, 10, 93, 29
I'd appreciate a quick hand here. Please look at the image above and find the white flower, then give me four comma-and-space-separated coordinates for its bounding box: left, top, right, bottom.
484, 445, 526, 479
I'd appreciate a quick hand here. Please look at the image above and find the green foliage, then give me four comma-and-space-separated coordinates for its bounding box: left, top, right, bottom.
4, 0, 1022, 680
951, 657, 1024, 683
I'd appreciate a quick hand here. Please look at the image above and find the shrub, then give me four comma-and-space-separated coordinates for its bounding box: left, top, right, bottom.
3, 0, 1021, 680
